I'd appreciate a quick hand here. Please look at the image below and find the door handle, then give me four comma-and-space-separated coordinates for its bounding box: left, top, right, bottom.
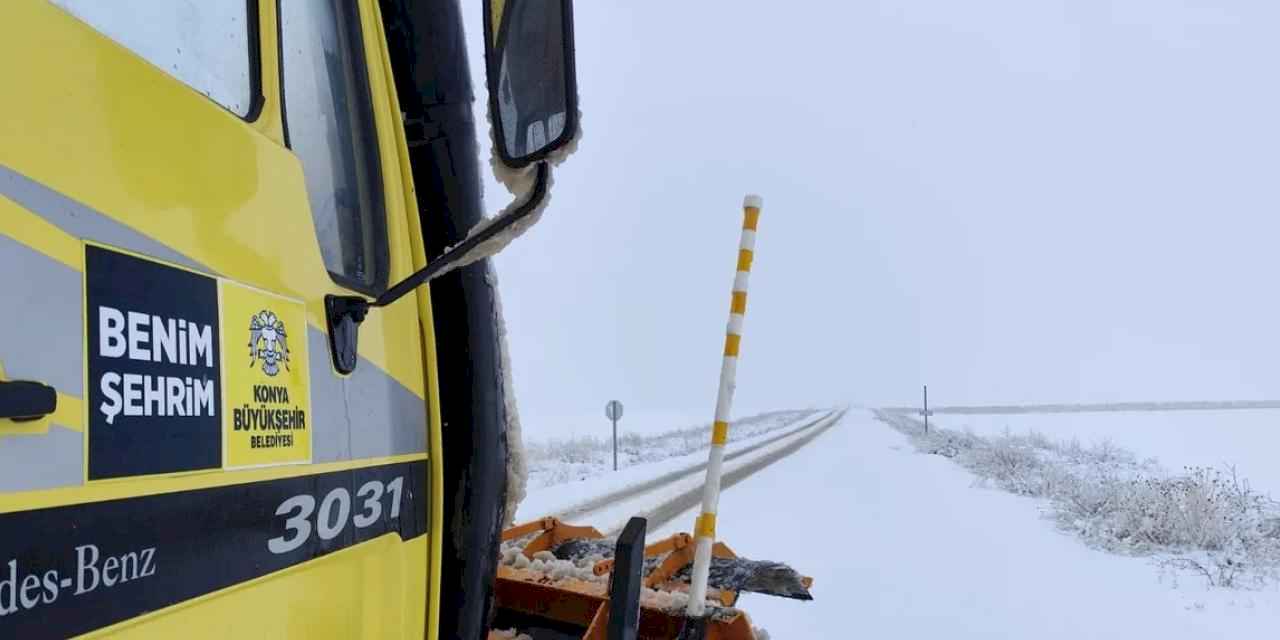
0, 380, 57, 422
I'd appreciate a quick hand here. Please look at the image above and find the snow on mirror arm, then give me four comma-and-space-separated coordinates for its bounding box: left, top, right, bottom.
324, 163, 550, 375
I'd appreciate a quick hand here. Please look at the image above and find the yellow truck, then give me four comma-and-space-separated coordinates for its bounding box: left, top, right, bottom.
0, 2, 806, 638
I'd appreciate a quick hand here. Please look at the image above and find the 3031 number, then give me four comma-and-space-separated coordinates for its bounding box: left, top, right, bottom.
267, 477, 404, 554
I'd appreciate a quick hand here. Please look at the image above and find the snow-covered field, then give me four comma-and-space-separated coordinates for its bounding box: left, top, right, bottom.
649, 410, 1280, 638
931, 409, 1280, 496
880, 410, 1280, 589
522, 410, 721, 441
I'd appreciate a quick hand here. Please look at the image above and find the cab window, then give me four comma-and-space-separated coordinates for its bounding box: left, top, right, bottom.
280, 0, 388, 294
50, 0, 258, 118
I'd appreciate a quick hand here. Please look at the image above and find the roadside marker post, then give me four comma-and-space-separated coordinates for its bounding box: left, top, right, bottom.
920, 385, 933, 434
606, 400, 624, 471
686, 195, 762, 618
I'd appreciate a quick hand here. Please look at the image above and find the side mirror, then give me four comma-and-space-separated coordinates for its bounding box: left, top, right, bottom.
324, 2, 576, 375
484, 0, 578, 168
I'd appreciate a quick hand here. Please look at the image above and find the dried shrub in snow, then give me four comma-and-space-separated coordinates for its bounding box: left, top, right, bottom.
966, 434, 1049, 496
875, 410, 1280, 589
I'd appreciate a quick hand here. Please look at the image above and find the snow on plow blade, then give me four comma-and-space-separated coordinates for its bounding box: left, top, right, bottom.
490, 517, 812, 640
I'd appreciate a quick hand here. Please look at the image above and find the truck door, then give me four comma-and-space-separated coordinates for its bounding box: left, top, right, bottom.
0, 2, 433, 637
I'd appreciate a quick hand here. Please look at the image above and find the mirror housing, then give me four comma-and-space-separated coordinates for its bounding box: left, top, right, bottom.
484, 0, 579, 168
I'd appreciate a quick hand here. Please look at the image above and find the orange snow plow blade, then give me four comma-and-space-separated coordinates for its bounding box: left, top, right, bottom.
489, 517, 812, 640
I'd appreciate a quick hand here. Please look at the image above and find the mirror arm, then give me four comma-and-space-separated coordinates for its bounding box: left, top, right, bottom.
324, 161, 550, 374
373, 160, 548, 308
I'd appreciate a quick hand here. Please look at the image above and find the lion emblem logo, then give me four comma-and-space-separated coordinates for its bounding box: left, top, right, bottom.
248, 310, 290, 376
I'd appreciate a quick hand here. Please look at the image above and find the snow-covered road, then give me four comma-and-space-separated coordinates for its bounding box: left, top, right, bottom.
557, 410, 836, 523
518, 409, 843, 536
517, 409, 835, 528
655, 409, 1280, 638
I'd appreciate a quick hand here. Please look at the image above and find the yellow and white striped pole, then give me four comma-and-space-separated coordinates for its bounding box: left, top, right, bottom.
686, 194, 762, 617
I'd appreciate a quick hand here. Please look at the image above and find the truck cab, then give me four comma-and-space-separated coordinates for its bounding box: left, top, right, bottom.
0, 1, 576, 637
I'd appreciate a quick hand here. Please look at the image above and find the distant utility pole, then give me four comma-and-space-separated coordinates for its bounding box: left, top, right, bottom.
605, 400, 624, 471
920, 385, 932, 434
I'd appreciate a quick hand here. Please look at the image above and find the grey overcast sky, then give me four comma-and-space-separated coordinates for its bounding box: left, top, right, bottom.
461, 1, 1280, 426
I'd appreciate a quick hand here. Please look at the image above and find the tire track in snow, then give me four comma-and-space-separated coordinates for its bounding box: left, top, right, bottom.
554, 409, 838, 525
617, 409, 846, 535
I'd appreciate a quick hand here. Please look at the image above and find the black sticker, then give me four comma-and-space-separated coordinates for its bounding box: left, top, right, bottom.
86, 245, 222, 479
0, 460, 428, 638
